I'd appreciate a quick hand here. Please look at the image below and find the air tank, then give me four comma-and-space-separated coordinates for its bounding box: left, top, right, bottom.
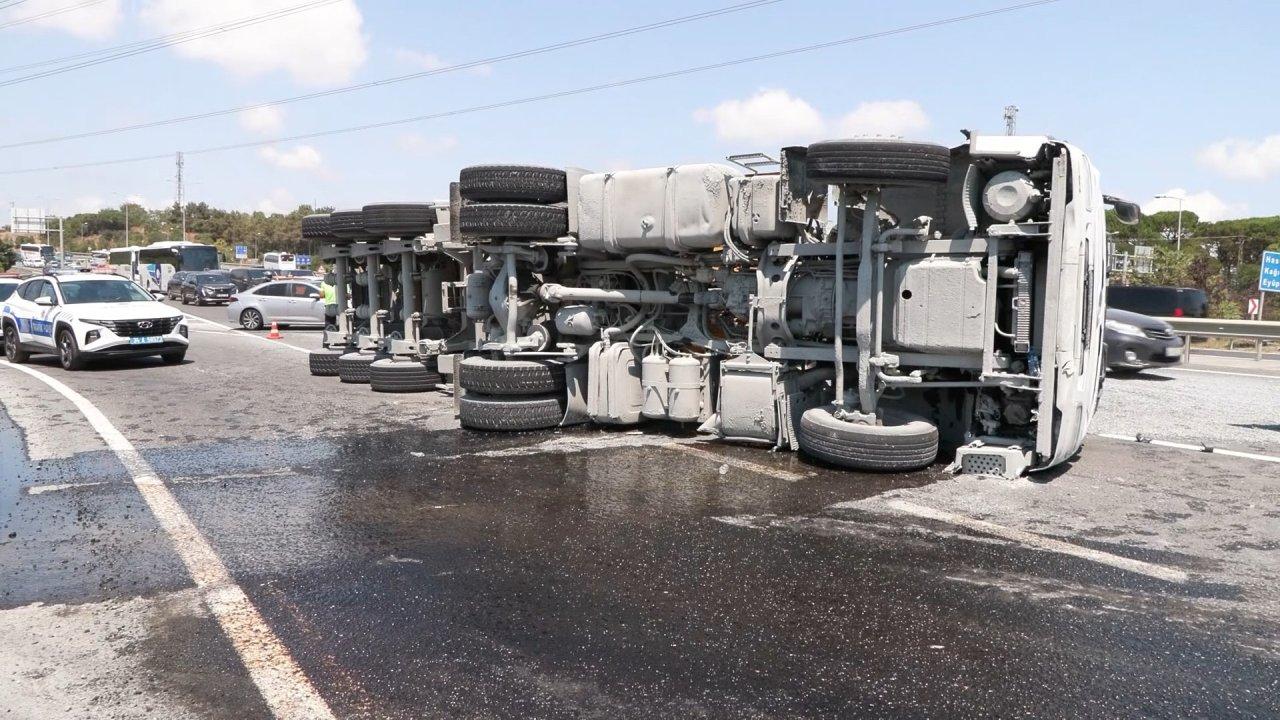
667, 356, 703, 422
464, 271, 492, 320
641, 354, 669, 419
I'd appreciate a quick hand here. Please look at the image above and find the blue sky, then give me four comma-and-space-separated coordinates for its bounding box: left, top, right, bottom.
0, 0, 1277, 223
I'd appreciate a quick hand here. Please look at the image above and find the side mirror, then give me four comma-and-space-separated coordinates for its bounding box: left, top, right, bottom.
33, 296, 54, 307
1104, 195, 1142, 226
309, 293, 322, 300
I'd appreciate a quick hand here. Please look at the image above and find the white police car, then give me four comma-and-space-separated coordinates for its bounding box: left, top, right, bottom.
2, 274, 188, 370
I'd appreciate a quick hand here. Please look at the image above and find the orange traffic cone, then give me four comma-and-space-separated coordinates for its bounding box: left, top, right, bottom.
266, 322, 282, 340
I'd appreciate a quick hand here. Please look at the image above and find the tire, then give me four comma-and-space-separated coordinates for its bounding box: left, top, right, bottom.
805, 139, 951, 186
362, 202, 438, 237
180, 293, 190, 306
161, 351, 186, 364
329, 209, 373, 239
3, 324, 29, 363
798, 405, 938, 471
240, 308, 264, 331
309, 350, 343, 377
459, 165, 567, 204
458, 393, 565, 431
458, 356, 566, 396
57, 328, 85, 371
337, 352, 377, 383
458, 203, 568, 239
301, 213, 334, 240
369, 358, 442, 393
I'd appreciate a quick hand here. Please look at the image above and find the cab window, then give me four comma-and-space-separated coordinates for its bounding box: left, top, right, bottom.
255, 283, 287, 297
289, 283, 316, 298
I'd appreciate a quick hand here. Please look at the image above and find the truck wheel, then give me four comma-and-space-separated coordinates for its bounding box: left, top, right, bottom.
337, 352, 377, 383
329, 209, 375, 240
458, 356, 566, 395
798, 405, 939, 471
459, 165, 567, 204
805, 139, 951, 186
458, 203, 568, 238
4, 324, 30, 363
362, 202, 438, 237
57, 328, 85, 371
301, 213, 333, 239
308, 349, 344, 376
458, 393, 565, 431
369, 358, 442, 393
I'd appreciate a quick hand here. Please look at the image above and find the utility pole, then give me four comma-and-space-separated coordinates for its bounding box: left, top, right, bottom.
175, 152, 186, 242
1003, 105, 1019, 135
1154, 194, 1185, 252
124, 202, 130, 246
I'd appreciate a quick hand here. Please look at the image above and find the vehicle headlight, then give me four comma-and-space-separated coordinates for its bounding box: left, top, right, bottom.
178, 324, 188, 338
1105, 319, 1145, 336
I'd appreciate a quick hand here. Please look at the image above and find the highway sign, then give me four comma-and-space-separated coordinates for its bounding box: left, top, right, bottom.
1262, 250, 1280, 293
297, 254, 311, 268
235, 245, 248, 260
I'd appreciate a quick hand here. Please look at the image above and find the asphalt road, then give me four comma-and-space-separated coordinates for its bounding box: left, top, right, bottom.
1, 300, 1277, 719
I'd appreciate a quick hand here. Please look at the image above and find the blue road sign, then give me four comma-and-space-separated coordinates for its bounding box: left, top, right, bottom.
235, 245, 248, 260
1261, 250, 1280, 293
297, 254, 312, 268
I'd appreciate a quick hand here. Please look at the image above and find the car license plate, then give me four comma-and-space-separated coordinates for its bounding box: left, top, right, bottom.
1164, 346, 1182, 358
128, 335, 163, 345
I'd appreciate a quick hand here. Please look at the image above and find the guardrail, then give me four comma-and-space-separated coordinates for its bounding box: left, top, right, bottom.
1159, 317, 1280, 362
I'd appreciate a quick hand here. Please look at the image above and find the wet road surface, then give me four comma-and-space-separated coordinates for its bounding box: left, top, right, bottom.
1, 301, 1278, 718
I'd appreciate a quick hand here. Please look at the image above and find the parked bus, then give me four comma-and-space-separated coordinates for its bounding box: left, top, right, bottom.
17, 243, 55, 268
107, 241, 220, 292
262, 251, 297, 271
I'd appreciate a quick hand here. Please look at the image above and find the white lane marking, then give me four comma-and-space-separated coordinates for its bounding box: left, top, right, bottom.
673, 443, 810, 482
0, 360, 336, 720
183, 314, 312, 355
1160, 367, 1280, 380
883, 499, 1189, 584
27, 480, 109, 495
1095, 433, 1280, 465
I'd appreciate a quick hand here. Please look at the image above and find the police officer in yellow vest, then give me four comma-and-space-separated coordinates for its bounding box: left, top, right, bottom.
318, 265, 337, 329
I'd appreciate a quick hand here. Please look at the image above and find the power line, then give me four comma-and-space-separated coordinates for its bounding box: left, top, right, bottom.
0, 0, 784, 150
0, 0, 1062, 176
0, 0, 342, 85
0, 0, 106, 31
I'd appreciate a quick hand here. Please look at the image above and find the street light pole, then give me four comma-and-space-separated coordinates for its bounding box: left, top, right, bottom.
1155, 194, 1185, 252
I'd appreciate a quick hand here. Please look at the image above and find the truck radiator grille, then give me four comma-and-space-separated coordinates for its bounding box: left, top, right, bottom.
100, 317, 180, 337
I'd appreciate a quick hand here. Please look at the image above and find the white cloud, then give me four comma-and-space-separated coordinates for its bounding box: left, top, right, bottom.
239, 106, 285, 135
694, 90, 931, 146
259, 144, 323, 171
1143, 188, 1247, 223
397, 133, 457, 156
257, 188, 295, 215
394, 48, 492, 77
837, 100, 930, 138
693, 89, 825, 145
1, 0, 122, 40
140, 0, 367, 86
72, 196, 105, 213
1197, 135, 1280, 182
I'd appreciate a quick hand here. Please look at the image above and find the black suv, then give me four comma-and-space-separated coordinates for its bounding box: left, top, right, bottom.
228, 267, 272, 292
1107, 285, 1209, 318
181, 271, 237, 306
166, 271, 194, 300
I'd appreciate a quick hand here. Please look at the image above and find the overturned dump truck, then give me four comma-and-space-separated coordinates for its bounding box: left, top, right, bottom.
307, 133, 1137, 478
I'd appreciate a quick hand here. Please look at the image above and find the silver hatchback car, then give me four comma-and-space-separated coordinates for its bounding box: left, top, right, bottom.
226, 280, 326, 330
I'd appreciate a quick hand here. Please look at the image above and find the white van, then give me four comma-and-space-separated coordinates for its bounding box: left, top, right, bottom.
263, 252, 297, 271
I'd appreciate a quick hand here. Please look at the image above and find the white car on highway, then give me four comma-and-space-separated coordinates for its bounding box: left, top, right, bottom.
226, 279, 326, 330
2, 274, 189, 370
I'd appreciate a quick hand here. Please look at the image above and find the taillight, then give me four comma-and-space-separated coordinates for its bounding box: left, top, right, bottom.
1173, 307, 1184, 317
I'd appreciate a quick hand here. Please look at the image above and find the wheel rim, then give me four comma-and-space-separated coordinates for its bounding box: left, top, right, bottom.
243, 310, 261, 330
4, 329, 14, 359
59, 335, 71, 367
